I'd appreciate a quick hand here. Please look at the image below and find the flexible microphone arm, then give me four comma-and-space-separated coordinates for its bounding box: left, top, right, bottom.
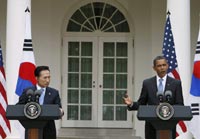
157, 91, 164, 103
164, 90, 172, 103
26, 89, 34, 102
34, 90, 42, 104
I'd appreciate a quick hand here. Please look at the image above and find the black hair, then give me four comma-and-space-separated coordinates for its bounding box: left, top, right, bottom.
34, 66, 50, 77
153, 56, 167, 66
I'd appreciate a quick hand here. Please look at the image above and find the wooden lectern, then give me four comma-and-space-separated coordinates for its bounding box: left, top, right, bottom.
6, 105, 61, 139
137, 105, 192, 139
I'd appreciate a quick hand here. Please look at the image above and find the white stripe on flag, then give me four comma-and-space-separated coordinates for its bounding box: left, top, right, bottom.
176, 123, 184, 136
0, 72, 6, 89
167, 72, 175, 78
0, 115, 10, 136
0, 93, 7, 111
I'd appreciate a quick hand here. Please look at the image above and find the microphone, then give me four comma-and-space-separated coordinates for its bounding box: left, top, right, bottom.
34, 90, 42, 103
157, 91, 164, 103
165, 90, 172, 103
26, 89, 34, 102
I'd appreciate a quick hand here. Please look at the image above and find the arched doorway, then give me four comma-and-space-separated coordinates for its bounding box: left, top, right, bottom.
61, 2, 134, 128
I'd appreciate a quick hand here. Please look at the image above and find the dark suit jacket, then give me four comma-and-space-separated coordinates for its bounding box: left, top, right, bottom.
17, 86, 62, 139
128, 76, 184, 139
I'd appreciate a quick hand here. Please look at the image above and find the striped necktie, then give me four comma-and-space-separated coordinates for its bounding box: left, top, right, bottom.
39, 88, 45, 105
158, 78, 163, 93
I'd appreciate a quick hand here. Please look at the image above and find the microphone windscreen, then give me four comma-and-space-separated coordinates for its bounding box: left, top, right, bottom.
165, 90, 172, 97
35, 89, 42, 96
26, 89, 34, 96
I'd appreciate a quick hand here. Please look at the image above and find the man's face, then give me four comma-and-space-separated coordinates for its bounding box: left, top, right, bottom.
36, 70, 50, 88
153, 59, 168, 78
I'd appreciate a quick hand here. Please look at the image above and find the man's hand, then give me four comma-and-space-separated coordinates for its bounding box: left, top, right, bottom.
60, 108, 64, 117
123, 93, 133, 106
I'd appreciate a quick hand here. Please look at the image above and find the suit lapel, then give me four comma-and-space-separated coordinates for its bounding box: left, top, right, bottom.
164, 76, 172, 91
43, 87, 52, 104
151, 76, 158, 96
43, 87, 48, 104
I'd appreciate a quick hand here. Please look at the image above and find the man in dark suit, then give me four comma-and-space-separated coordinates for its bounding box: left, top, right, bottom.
17, 66, 64, 139
123, 55, 184, 139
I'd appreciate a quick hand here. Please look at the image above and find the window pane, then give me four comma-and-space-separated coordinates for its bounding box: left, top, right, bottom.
110, 10, 125, 24
103, 4, 116, 18
80, 3, 93, 18
104, 42, 114, 56
68, 42, 79, 56
68, 74, 79, 88
116, 90, 126, 104
103, 90, 114, 104
115, 21, 130, 32
103, 106, 114, 120
68, 58, 79, 72
68, 90, 79, 103
93, 2, 104, 16
103, 58, 114, 72
103, 74, 114, 88
80, 106, 92, 120
116, 42, 127, 57
81, 42, 92, 56
116, 74, 127, 88
81, 90, 92, 104
67, 105, 79, 120
81, 74, 92, 88
81, 58, 92, 72
67, 20, 81, 32
71, 10, 86, 24
116, 59, 127, 73
116, 106, 127, 121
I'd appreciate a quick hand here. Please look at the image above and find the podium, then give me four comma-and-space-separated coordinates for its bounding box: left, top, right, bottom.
137, 105, 192, 139
6, 104, 61, 139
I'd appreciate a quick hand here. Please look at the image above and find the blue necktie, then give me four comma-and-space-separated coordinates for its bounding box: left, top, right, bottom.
39, 88, 45, 105
158, 78, 163, 93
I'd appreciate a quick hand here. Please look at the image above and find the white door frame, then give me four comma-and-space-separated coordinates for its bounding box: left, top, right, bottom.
61, 35, 133, 128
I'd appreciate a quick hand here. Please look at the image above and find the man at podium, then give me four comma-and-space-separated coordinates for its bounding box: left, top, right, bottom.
123, 56, 184, 139
17, 66, 64, 139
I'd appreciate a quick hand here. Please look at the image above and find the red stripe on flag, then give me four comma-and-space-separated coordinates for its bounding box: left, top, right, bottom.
176, 132, 179, 137
172, 70, 180, 80
0, 126, 6, 139
178, 121, 187, 132
0, 83, 8, 104
0, 105, 11, 131
0, 67, 5, 80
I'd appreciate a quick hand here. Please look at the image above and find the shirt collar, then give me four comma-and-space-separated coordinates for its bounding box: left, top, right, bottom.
156, 74, 167, 82
36, 84, 46, 92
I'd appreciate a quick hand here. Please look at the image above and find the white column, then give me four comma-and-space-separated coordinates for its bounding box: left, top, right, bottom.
167, 0, 190, 100
6, 0, 30, 138
167, 0, 192, 139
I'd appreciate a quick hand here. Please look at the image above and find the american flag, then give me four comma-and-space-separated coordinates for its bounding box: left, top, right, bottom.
162, 12, 187, 137
0, 43, 11, 138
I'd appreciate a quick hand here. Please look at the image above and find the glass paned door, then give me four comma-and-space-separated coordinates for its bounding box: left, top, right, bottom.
62, 36, 132, 128
62, 37, 98, 127
98, 37, 132, 127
